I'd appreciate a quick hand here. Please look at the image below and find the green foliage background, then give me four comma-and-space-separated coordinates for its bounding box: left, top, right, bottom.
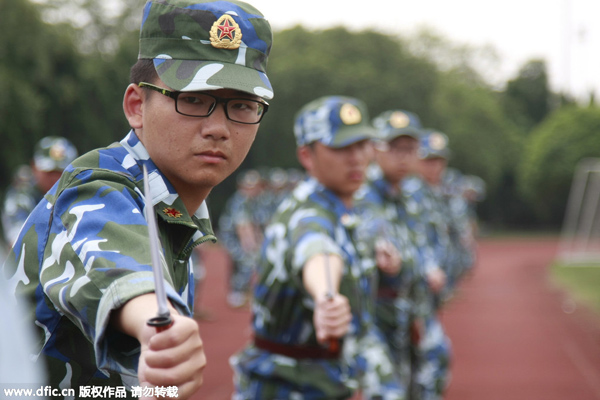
1, 0, 597, 231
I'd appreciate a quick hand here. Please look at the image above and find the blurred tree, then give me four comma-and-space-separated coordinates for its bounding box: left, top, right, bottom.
248, 26, 439, 169
408, 27, 501, 89
407, 29, 531, 228
519, 105, 600, 226
0, 0, 135, 195
4, 1, 586, 231
0, 0, 79, 187
31, 0, 142, 54
502, 59, 555, 131
427, 71, 523, 226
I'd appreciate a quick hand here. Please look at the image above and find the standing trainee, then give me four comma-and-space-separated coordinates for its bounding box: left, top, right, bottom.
2, 0, 274, 397
354, 110, 430, 394
1, 136, 78, 247
231, 96, 404, 400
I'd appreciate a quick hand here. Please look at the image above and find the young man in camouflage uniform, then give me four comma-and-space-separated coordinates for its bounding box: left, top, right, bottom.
1, 136, 78, 247
403, 130, 456, 400
231, 96, 404, 399
2, 0, 273, 397
218, 169, 266, 308
438, 166, 477, 285
354, 110, 431, 395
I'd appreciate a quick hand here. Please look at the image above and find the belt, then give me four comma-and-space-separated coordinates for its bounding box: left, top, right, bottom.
254, 336, 341, 359
377, 287, 400, 299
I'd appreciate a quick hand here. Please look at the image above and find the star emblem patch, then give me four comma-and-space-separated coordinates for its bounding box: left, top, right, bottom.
390, 111, 410, 129
429, 132, 447, 150
339, 103, 362, 125
163, 207, 183, 218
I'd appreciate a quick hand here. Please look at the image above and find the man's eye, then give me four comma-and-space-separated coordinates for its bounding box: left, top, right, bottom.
180, 95, 205, 105
230, 101, 256, 112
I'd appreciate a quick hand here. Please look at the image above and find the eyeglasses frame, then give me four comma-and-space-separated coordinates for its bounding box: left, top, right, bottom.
138, 82, 269, 125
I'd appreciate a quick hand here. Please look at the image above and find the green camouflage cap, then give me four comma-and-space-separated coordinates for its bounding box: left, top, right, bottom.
294, 96, 376, 148
139, 0, 274, 99
33, 136, 78, 172
373, 110, 423, 141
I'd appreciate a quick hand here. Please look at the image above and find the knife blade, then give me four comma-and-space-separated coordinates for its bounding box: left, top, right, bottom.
143, 164, 173, 332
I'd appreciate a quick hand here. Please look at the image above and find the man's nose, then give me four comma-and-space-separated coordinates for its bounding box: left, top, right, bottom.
201, 104, 230, 140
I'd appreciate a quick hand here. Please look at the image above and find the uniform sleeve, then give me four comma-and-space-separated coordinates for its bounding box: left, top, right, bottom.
1, 188, 38, 246
287, 207, 342, 275
40, 169, 187, 375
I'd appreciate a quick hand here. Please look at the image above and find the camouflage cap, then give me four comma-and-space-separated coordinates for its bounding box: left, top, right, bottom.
33, 136, 78, 172
237, 169, 261, 188
139, 0, 273, 99
419, 129, 451, 160
373, 110, 423, 141
268, 167, 288, 189
294, 96, 376, 148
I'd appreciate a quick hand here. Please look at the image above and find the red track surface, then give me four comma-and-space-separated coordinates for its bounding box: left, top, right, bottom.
191, 238, 600, 400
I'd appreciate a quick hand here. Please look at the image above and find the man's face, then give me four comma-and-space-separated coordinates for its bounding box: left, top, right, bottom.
33, 168, 63, 193
304, 140, 372, 203
374, 135, 419, 185
135, 81, 260, 199
419, 157, 447, 185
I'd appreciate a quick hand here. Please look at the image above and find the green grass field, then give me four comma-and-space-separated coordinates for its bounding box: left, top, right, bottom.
550, 262, 600, 314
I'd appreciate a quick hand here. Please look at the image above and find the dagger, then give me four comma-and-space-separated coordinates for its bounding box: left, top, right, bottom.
323, 253, 339, 353
143, 164, 173, 332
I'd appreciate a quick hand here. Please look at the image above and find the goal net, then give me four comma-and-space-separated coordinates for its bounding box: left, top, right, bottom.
558, 158, 600, 265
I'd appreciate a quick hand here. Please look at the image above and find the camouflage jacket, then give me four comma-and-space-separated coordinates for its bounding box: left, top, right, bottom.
1, 180, 43, 246
232, 177, 403, 399
354, 176, 430, 323
402, 176, 450, 274
2, 131, 215, 394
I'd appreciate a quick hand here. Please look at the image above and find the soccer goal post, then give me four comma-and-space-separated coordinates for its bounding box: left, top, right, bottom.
558, 158, 600, 265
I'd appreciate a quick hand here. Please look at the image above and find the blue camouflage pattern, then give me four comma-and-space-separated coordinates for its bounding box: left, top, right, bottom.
354, 174, 431, 390
231, 177, 404, 400
1, 174, 42, 246
2, 131, 216, 394
402, 176, 453, 399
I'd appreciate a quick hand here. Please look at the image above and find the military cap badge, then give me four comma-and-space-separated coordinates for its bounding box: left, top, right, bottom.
49, 143, 67, 161
389, 111, 410, 129
340, 103, 362, 125
429, 132, 447, 150
210, 14, 242, 50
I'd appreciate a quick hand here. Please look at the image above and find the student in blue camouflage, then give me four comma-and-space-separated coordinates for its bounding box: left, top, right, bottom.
354, 110, 432, 394
218, 169, 266, 308
438, 166, 477, 287
231, 96, 405, 400
416, 130, 476, 301
219, 167, 292, 308
2, 0, 274, 397
1, 137, 78, 247
404, 130, 456, 400
461, 174, 486, 256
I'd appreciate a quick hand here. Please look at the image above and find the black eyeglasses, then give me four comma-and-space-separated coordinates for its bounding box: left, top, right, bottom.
138, 82, 269, 124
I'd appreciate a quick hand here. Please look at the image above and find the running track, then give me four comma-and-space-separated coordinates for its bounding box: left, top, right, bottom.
191, 238, 600, 399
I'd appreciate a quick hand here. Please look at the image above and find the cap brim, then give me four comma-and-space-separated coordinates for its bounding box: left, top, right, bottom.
421, 149, 451, 160
329, 125, 377, 148
154, 58, 273, 99
34, 157, 64, 172
387, 127, 422, 141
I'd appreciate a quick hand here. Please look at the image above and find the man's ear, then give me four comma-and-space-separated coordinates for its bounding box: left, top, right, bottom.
123, 84, 144, 129
297, 145, 314, 173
